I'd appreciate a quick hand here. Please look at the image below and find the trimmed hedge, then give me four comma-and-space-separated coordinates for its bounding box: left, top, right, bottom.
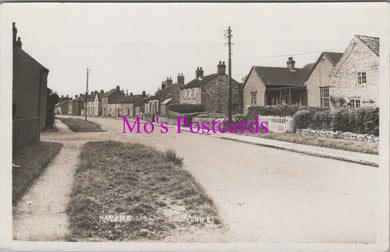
246, 105, 329, 120
292, 107, 379, 136
167, 104, 205, 114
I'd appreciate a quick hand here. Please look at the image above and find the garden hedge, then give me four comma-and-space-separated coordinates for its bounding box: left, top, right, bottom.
167, 104, 205, 114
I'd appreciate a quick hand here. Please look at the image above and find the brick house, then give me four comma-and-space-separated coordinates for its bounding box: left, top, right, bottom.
328, 35, 379, 110
13, 23, 49, 149
306, 52, 343, 107
102, 86, 124, 116
180, 61, 243, 115
243, 57, 311, 109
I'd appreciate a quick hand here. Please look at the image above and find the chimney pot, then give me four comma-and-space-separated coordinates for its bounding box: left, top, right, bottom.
196, 67, 204, 78
177, 73, 185, 85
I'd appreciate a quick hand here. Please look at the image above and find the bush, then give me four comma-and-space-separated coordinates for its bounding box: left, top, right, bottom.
46, 88, 59, 128
292, 110, 312, 130
167, 104, 204, 114
292, 107, 379, 136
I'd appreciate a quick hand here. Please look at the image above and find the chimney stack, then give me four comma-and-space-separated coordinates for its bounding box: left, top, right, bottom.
130, 92, 133, 96
177, 73, 185, 85
100, 89, 104, 93
287, 57, 296, 72
161, 81, 166, 90
217, 61, 226, 74
116, 85, 120, 90
142, 91, 146, 97
196, 67, 204, 78
166, 77, 173, 87
126, 89, 128, 95
12, 23, 17, 44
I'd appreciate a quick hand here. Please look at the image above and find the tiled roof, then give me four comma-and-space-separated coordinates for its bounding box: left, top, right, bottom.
252, 66, 311, 87
181, 73, 231, 90
356, 35, 379, 56
112, 94, 144, 104
323, 52, 343, 66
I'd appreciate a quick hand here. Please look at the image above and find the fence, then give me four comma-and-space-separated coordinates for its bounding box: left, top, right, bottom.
258, 115, 293, 133
13, 117, 41, 150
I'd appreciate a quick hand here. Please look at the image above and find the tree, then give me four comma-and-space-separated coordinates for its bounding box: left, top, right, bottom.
46, 88, 59, 128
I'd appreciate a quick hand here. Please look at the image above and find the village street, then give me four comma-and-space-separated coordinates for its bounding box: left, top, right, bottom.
25, 115, 376, 243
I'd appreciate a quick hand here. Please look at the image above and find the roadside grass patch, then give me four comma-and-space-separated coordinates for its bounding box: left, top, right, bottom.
242, 131, 378, 154
165, 148, 183, 165
12, 141, 63, 204
66, 141, 221, 241
58, 118, 104, 132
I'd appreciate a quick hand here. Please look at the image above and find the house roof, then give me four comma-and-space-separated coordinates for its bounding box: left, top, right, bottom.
181, 73, 237, 90
161, 98, 173, 105
14, 46, 49, 72
112, 94, 144, 104
304, 51, 343, 82
104, 88, 123, 97
356, 35, 379, 56
322, 52, 344, 66
248, 66, 311, 87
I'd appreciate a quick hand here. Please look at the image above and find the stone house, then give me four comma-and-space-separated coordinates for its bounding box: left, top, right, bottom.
328, 35, 379, 110
12, 23, 49, 149
243, 57, 312, 109
109, 92, 146, 117
102, 86, 124, 116
180, 61, 243, 115
72, 94, 85, 115
306, 52, 343, 107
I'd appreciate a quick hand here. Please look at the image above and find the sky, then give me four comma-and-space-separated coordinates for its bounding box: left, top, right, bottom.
2, 3, 388, 97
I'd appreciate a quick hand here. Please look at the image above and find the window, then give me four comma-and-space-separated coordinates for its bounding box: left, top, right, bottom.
320, 87, 330, 107
250, 92, 257, 106
356, 71, 367, 85
349, 98, 361, 109
193, 89, 196, 98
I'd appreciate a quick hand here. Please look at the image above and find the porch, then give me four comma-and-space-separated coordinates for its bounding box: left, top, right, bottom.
265, 86, 307, 106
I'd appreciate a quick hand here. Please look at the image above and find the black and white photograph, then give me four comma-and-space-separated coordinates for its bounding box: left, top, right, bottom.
0, 2, 389, 251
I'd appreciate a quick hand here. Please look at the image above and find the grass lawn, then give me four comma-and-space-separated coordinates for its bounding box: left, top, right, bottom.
242, 131, 378, 155
66, 141, 221, 241
58, 118, 104, 132
13, 141, 63, 204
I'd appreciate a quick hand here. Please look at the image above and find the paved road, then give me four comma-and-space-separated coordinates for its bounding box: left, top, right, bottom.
45, 116, 377, 243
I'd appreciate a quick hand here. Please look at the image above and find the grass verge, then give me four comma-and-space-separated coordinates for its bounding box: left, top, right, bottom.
58, 118, 104, 132
242, 131, 378, 154
66, 141, 221, 241
13, 141, 63, 204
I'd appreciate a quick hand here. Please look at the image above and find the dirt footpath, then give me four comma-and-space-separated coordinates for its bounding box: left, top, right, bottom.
12, 121, 82, 241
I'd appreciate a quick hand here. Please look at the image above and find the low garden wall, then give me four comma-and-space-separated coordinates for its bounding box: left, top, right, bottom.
296, 128, 379, 142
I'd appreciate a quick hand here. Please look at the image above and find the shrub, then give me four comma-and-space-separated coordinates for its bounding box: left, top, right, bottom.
167, 104, 204, 114
165, 148, 183, 165
292, 110, 312, 130
312, 111, 332, 130
46, 88, 59, 128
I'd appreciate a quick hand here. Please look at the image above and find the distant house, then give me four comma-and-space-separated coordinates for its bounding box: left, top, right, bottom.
110, 92, 146, 117
87, 90, 104, 116
13, 23, 49, 150
180, 61, 243, 115
329, 35, 379, 110
243, 57, 311, 108
145, 75, 185, 115
72, 94, 85, 115
102, 86, 125, 116
306, 52, 343, 107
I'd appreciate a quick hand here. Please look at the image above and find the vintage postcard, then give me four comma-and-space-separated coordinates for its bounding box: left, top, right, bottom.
0, 2, 389, 251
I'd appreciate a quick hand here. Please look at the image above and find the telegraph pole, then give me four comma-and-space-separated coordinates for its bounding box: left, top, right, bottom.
85, 68, 90, 121
226, 26, 233, 124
